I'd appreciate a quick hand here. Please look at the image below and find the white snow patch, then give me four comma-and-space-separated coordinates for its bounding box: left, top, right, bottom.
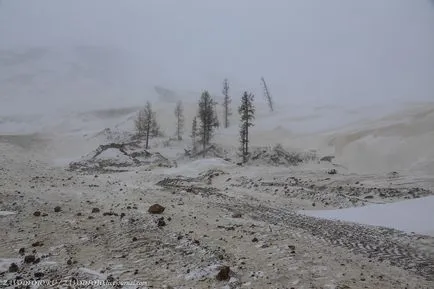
95, 148, 130, 162
78, 267, 107, 280
184, 264, 221, 280
0, 211, 16, 216
301, 196, 434, 236
167, 158, 231, 177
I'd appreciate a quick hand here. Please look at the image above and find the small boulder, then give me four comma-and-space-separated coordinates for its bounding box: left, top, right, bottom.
24, 255, 36, 263
216, 266, 231, 281
31, 241, 43, 247
157, 217, 166, 227
232, 212, 242, 218
92, 208, 100, 213
54, 206, 62, 213
8, 263, 19, 272
148, 204, 165, 214
33, 211, 41, 217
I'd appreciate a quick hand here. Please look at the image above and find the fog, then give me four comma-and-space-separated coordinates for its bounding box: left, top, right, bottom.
1, 0, 434, 113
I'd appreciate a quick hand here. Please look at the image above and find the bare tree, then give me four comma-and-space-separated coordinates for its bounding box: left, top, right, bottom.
261, 77, 274, 112
213, 100, 220, 129
134, 101, 154, 149
222, 78, 231, 128
191, 116, 198, 153
151, 111, 161, 137
197, 90, 218, 156
239, 91, 255, 163
174, 100, 184, 140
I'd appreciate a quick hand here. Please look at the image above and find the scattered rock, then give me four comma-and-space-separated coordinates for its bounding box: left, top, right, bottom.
54, 206, 62, 213
106, 275, 115, 283
252, 237, 259, 243
8, 263, 19, 273
33, 211, 41, 217
157, 217, 166, 227
132, 237, 138, 242
103, 212, 118, 216
92, 208, 100, 213
232, 212, 242, 218
24, 255, 36, 263
19, 248, 25, 255
216, 266, 231, 281
32, 241, 43, 247
327, 169, 337, 175
149, 204, 165, 214
34, 272, 44, 278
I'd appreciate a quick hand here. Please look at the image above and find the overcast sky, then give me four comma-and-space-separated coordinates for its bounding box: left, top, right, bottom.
1, 0, 434, 107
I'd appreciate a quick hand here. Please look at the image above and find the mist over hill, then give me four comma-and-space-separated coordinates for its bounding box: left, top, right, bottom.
0, 45, 154, 114
1, 0, 433, 115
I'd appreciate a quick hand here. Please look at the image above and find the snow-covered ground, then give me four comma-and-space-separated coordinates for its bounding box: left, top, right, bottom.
302, 196, 434, 236
1, 98, 434, 288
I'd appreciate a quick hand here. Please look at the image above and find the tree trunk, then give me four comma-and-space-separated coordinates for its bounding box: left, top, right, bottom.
245, 125, 248, 163
145, 124, 150, 149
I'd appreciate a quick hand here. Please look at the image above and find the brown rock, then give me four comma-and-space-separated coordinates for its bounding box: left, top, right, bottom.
216, 266, 231, 281
148, 204, 165, 214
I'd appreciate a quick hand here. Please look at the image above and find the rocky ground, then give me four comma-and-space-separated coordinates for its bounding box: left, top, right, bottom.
1, 140, 434, 289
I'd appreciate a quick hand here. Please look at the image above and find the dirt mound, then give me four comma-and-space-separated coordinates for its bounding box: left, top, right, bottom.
68, 141, 172, 173
249, 144, 317, 167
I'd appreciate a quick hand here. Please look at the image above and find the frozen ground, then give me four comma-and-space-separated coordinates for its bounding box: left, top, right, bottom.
1, 99, 434, 288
